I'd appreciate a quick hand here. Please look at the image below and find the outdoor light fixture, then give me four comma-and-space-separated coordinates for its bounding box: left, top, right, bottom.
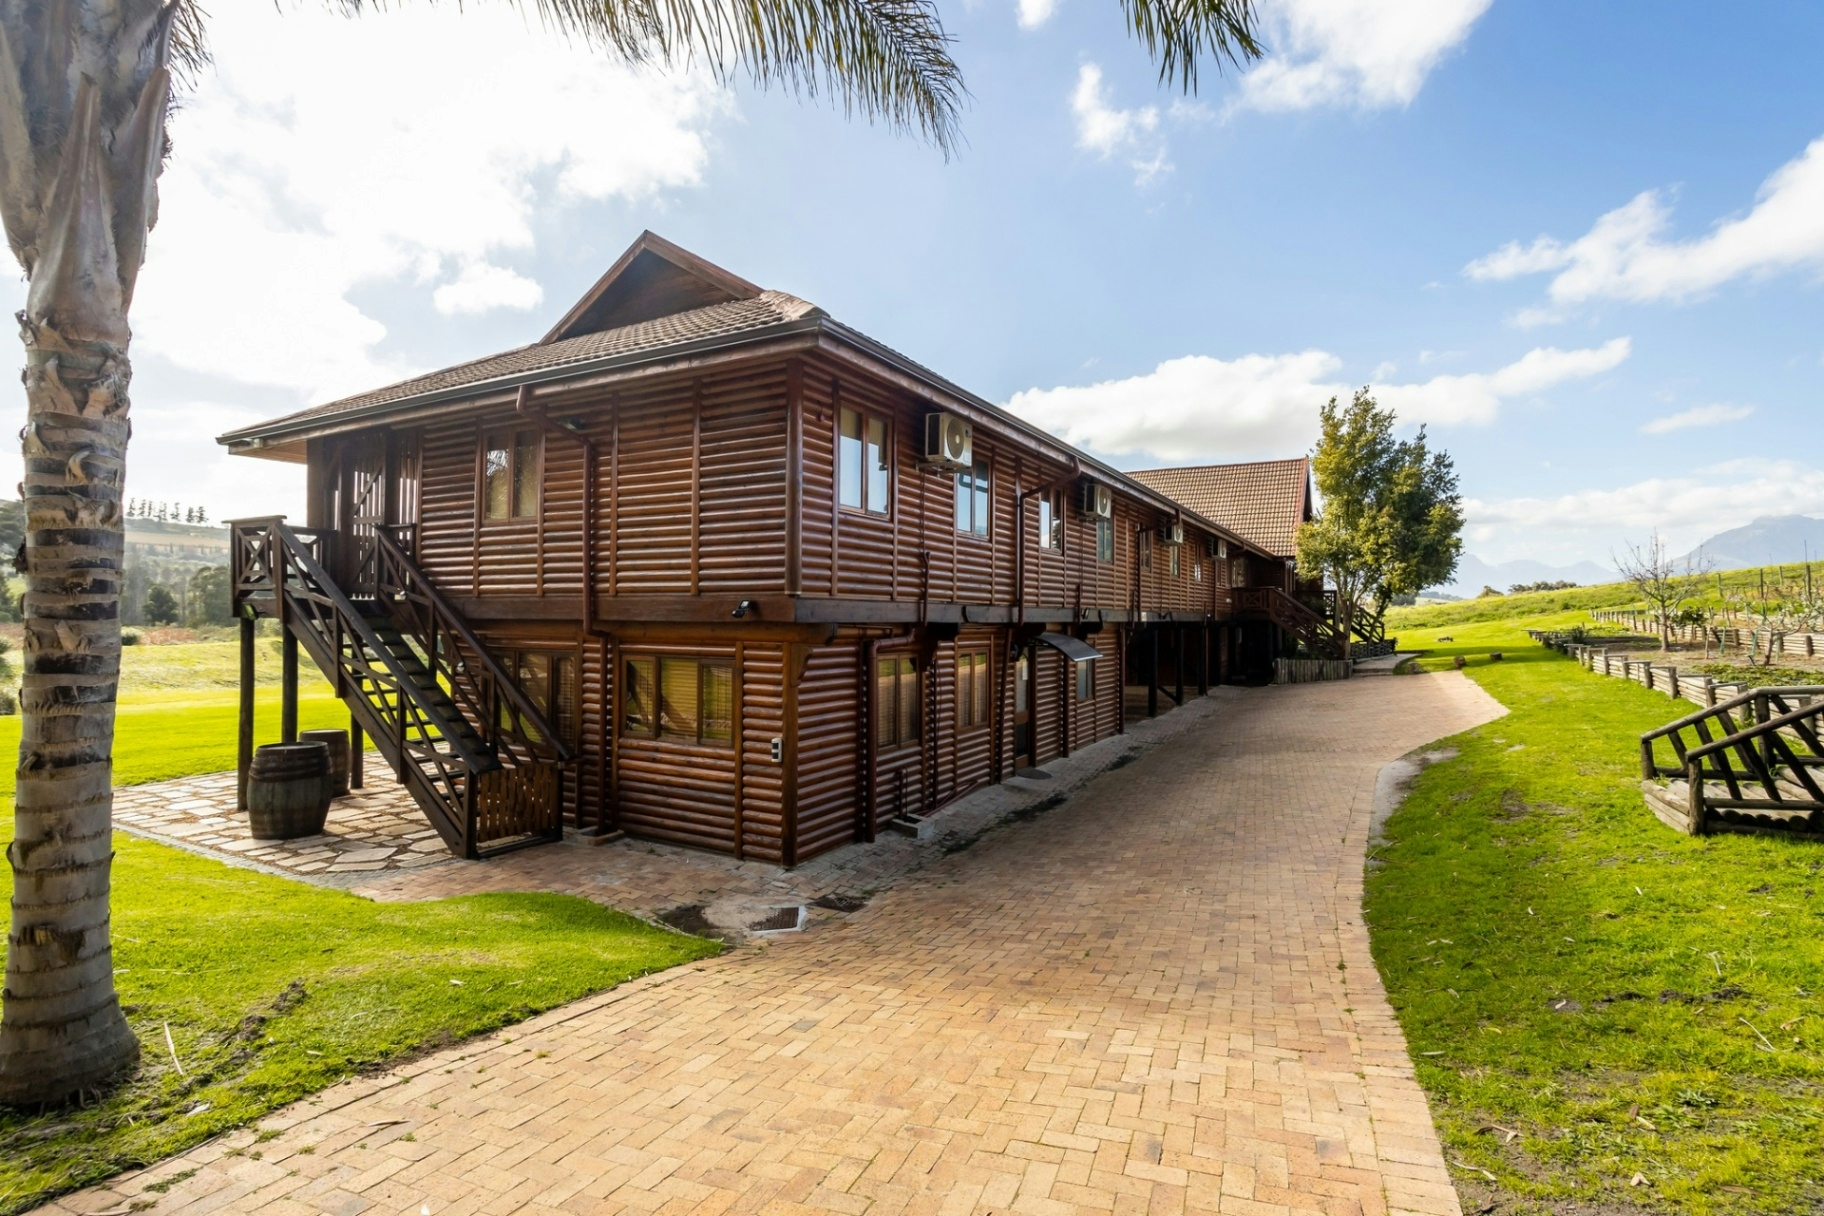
732, 599, 758, 618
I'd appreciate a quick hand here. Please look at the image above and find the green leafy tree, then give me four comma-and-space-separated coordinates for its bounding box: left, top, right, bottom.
186, 565, 233, 627
1297, 388, 1463, 659
141, 584, 180, 627
0, 0, 1264, 1113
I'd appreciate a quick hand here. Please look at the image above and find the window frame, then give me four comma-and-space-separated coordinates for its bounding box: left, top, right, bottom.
621, 654, 736, 749
1036, 489, 1064, 552
480, 427, 543, 523
955, 650, 992, 730
1075, 658, 1096, 702
1095, 517, 1115, 564
837, 406, 893, 517
876, 654, 921, 750
954, 456, 991, 539
501, 646, 579, 746
1169, 543, 1181, 578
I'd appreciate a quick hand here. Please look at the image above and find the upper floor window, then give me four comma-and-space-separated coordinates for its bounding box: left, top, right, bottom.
1169, 544, 1180, 578
483, 430, 540, 521
956, 651, 991, 729
955, 458, 990, 537
623, 655, 734, 747
1036, 490, 1063, 551
838, 407, 890, 515
877, 656, 920, 749
1096, 518, 1114, 564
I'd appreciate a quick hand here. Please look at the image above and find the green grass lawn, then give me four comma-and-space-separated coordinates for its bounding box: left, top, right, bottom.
0, 643, 723, 1213
1369, 618, 1824, 1214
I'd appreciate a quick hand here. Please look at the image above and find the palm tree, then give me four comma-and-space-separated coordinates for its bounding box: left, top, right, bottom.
0, 0, 1262, 1107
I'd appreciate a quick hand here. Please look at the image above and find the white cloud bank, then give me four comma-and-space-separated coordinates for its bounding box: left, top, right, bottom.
132, 3, 728, 403
1235, 0, 1491, 113
1465, 459, 1824, 563
1017, 0, 1060, 30
1004, 338, 1630, 462
1639, 403, 1754, 435
1467, 135, 1824, 305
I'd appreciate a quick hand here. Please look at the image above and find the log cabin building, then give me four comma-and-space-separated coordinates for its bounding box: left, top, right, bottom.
220, 232, 1328, 863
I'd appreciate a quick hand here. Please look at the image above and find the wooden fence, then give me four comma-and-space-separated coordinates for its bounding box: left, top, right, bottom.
1586, 611, 1824, 659
1275, 658, 1354, 684
1531, 632, 1753, 707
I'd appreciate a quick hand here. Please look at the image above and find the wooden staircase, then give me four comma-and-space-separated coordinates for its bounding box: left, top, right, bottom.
1640, 686, 1824, 839
231, 518, 572, 858
1234, 587, 1345, 660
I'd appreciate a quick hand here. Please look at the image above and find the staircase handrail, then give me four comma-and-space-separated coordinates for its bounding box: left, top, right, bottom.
268, 520, 497, 775
1236, 586, 1345, 658
372, 525, 574, 765
1641, 685, 1824, 779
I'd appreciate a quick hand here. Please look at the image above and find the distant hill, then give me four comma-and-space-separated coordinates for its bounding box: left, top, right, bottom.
1686, 515, 1824, 571
1425, 554, 1618, 599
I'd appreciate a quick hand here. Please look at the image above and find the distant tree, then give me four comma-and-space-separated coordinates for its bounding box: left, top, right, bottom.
0, 575, 18, 624
1477, 586, 1504, 598
197, 506, 209, 525
0, 499, 22, 566
1297, 388, 1464, 658
1614, 531, 1711, 651
1508, 579, 1578, 594
142, 585, 180, 626
186, 566, 233, 627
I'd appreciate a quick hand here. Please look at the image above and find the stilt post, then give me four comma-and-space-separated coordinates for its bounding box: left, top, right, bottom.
1148, 625, 1159, 719
350, 712, 365, 790
281, 627, 299, 743
237, 611, 255, 811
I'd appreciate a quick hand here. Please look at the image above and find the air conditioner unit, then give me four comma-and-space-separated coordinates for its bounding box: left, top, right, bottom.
1077, 479, 1112, 519
1207, 536, 1228, 559
923, 412, 973, 470
1160, 522, 1185, 546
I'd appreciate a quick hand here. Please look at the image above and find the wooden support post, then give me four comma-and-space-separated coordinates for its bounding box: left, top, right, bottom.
350, 712, 365, 790
1174, 626, 1184, 706
237, 613, 255, 811
281, 627, 299, 743
1147, 626, 1158, 719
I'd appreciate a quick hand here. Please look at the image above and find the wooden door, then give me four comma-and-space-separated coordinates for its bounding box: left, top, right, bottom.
1012, 647, 1032, 772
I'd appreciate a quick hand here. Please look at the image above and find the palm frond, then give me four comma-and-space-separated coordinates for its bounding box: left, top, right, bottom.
168, 0, 213, 87
1119, 0, 1263, 93
328, 0, 965, 154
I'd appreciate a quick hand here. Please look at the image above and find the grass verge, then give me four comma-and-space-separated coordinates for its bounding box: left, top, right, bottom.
1368, 618, 1824, 1214
0, 832, 720, 1213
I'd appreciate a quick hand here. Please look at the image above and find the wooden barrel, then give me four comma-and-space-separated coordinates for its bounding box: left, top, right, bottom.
300, 728, 351, 797
248, 742, 331, 840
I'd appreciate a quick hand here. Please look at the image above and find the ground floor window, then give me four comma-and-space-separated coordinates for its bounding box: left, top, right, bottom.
502, 649, 578, 744
956, 650, 991, 728
623, 655, 734, 746
1076, 657, 1096, 701
877, 655, 920, 749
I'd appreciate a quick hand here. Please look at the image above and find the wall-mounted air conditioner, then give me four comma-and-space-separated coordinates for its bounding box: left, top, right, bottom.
1077, 479, 1112, 518
1160, 522, 1184, 546
923, 413, 973, 470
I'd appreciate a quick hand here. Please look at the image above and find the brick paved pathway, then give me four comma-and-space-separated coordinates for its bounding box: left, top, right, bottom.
47, 672, 1502, 1216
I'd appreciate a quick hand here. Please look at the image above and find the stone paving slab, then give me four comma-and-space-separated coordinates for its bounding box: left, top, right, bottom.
50, 671, 1504, 1216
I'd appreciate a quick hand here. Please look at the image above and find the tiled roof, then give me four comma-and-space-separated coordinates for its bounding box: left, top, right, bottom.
221, 291, 824, 440
1128, 459, 1311, 557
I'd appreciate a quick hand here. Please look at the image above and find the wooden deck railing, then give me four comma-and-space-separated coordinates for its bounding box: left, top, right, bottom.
1639, 687, 1824, 836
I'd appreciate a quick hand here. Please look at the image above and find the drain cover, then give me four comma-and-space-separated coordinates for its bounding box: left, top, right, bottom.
747, 906, 805, 933
812, 893, 868, 913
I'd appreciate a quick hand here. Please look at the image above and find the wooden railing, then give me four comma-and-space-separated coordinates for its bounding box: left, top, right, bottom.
373, 525, 572, 769
229, 518, 564, 857
1639, 687, 1824, 836
1235, 587, 1344, 659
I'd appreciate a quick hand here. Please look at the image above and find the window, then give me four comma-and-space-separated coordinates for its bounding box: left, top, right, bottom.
502, 650, 578, 744
876, 655, 920, 749
482, 430, 541, 521
622, 655, 733, 747
1036, 491, 1063, 551
1193, 559, 1203, 582
1096, 518, 1114, 564
1169, 545, 1180, 578
956, 651, 991, 729
838, 407, 890, 514
1076, 658, 1096, 701
955, 458, 990, 537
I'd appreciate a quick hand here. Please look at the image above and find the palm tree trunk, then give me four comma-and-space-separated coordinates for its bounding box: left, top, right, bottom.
0, 2, 174, 1105
0, 317, 139, 1106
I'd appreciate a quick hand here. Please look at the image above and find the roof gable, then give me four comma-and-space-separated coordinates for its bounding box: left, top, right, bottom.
1128, 458, 1311, 557
543, 231, 763, 342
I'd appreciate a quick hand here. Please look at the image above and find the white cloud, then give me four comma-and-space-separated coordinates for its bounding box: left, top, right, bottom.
1465, 459, 1824, 563
1004, 338, 1630, 462
1466, 135, 1824, 305
1235, 0, 1491, 113
1017, 0, 1059, 29
1070, 64, 1170, 184
433, 263, 546, 317
1640, 403, 1755, 435
131, 3, 729, 403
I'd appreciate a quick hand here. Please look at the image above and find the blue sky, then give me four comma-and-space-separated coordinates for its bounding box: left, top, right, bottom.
8, 0, 1821, 567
